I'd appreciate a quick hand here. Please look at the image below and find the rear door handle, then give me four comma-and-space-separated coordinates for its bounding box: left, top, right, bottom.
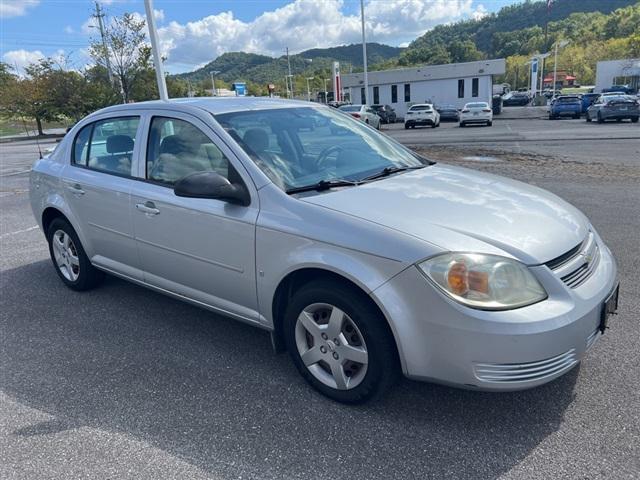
67, 183, 85, 196
135, 201, 160, 216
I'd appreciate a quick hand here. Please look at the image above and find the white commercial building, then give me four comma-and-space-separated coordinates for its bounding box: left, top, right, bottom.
595, 58, 640, 93
341, 59, 506, 118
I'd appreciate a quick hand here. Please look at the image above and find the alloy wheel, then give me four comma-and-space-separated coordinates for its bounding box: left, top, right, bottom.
295, 302, 368, 390
52, 229, 80, 281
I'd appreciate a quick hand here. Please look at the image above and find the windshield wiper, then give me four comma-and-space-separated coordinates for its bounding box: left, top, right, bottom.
286, 179, 359, 194
360, 165, 426, 182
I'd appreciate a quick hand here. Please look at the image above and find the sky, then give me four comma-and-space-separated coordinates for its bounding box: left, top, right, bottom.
1, 0, 520, 74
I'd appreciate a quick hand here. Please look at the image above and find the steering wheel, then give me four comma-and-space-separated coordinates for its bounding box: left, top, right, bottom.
316, 144, 344, 172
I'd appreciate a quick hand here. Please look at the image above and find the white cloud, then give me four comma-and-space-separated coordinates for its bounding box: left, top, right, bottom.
64, 25, 75, 34
0, 0, 39, 18
156, 0, 487, 72
2, 49, 45, 72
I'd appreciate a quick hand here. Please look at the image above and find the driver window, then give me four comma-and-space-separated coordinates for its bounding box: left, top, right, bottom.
146, 117, 230, 185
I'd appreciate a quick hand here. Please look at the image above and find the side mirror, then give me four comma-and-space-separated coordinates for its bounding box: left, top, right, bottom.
174, 171, 250, 206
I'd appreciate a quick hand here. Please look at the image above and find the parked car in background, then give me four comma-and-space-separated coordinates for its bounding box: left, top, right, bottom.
29, 97, 619, 403
503, 92, 530, 106
338, 104, 381, 129
434, 104, 459, 122
328, 101, 350, 109
549, 95, 582, 119
586, 95, 640, 123
370, 104, 397, 124
404, 104, 440, 129
459, 102, 493, 127
581, 93, 601, 113
602, 85, 636, 95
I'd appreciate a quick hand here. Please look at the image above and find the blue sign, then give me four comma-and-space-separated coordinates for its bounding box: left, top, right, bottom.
233, 82, 247, 96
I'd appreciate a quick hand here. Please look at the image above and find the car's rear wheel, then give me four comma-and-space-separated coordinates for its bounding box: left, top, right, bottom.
586, 113, 592, 122
597, 112, 604, 124
284, 280, 398, 403
47, 218, 104, 291
459, 122, 465, 127
632, 117, 639, 123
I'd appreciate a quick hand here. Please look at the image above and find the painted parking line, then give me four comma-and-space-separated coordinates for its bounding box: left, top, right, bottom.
0, 226, 39, 239
0, 169, 31, 177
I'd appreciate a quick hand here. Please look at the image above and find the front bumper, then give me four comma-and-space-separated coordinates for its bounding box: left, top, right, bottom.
372, 240, 618, 391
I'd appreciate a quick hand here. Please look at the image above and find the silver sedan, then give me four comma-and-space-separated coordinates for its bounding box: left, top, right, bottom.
30, 97, 618, 403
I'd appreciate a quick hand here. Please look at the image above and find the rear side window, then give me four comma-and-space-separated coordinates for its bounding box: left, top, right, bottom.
146, 116, 230, 186
73, 124, 92, 166
72, 116, 140, 176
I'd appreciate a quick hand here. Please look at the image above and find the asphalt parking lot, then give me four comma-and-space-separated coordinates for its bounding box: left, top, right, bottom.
1, 112, 639, 479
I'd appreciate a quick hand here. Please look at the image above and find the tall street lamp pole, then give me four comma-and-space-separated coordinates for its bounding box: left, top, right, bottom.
306, 76, 314, 102
553, 40, 569, 95
210, 70, 220, 96
324, 78, 330, 104
144, 0, 167, 101
360, 0, 369, 105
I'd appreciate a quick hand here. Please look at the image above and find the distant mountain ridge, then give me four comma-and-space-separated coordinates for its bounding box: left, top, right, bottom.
173, 43, 403, 85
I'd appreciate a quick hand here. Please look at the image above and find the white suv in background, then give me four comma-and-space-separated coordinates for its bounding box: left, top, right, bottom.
404, 104, 440, 129
459, 102, 493, 127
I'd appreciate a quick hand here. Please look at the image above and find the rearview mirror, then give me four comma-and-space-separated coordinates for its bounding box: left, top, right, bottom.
174, 171, 250, 206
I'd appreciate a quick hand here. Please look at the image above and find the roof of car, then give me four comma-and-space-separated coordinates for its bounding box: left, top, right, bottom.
95, 96, 319, 116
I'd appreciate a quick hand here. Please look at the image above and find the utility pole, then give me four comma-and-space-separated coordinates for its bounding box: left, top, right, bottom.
306, 77, 314, 102
144, 0, 168, 100
285, 47, 293, 98
210, 70, 220, 96
552, 40, 569, 96
360, 0, 369, 105
324, 78, 330, 104
93, 1, 113, 83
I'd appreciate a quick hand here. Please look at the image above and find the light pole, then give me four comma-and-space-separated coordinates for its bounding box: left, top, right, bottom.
306, 76, 314, 102
209, 70, 220, 96
360, 0, 369, 105
552, 40, 569, 95
286, 74, 294, 99
144, 0, 167, 101
324, 78, 330, 103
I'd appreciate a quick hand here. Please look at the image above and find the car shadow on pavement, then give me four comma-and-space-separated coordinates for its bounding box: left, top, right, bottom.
1, 260, 579, 480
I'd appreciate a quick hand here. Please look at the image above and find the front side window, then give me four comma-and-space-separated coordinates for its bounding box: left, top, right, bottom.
146, 117, 230, 185
216, 106, 428, 191
73, 116, 139, 175
391, 85, 398, 103
373, 86, 379, 104
404, 84, 411, 102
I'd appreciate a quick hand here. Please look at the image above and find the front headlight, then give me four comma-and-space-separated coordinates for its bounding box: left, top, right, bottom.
418, 253, 547, 310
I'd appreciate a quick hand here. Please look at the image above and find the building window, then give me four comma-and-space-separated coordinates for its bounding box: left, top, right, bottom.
391, 85, 398, 103
458, 79, 465, 98
361, 87, 366, 104
373, 86, 379, 104
404, 83, 411, 102
472, 78, 479, 97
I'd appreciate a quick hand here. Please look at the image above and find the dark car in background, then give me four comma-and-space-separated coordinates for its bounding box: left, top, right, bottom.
602, 85, 637, 95
503, 92, 530, 106
581, 93, 601, 113
549, 95, 582, 119
371, 104, 397, 124
586, 95, 639, 123
435, 104, 460, 122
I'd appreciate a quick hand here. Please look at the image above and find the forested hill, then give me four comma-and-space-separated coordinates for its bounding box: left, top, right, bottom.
174, 43, 403, 85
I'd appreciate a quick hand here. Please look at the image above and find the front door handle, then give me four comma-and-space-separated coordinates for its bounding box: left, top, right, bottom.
135, 201, 160, 216
67, 183, 85, 196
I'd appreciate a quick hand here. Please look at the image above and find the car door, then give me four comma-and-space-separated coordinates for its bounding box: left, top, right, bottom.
61, 114, 144, 279
130, 111, 261, 323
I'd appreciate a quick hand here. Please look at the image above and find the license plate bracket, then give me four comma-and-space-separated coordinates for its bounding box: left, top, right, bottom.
599, 283, 619, 333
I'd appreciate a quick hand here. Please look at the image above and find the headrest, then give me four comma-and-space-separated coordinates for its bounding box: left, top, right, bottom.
243, 128, 269, 153
106, 135, 134, 154
159, 135, 183, 155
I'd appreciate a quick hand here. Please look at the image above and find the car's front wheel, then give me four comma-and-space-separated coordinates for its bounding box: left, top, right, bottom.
597, 112, 605, 124
284, 280, 398, 403
47, 218, 104, 291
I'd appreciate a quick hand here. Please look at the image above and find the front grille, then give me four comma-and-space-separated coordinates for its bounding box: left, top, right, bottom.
474, 349, 577, 383
545, 231, 600, 289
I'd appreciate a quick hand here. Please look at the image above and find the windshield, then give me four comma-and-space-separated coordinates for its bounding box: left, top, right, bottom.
409, 105, 431, 111
215, 106, 428, 191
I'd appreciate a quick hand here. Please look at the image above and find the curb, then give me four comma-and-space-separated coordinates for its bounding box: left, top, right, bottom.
0, 133, 65, 144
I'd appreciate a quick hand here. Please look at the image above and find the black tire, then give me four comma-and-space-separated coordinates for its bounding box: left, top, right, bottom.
47, 217, 104, 291
597, 112, 604, 124
404, 123, 409, 129
632, 117, 639, 123
487, 120, 493, 126
586, 113, 592, 122
283, 280, 399, 404
459, 122, 465, 127
574, 114, 580, 119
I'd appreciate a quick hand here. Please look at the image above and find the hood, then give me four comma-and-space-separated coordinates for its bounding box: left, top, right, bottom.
301, 164, 589, 264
